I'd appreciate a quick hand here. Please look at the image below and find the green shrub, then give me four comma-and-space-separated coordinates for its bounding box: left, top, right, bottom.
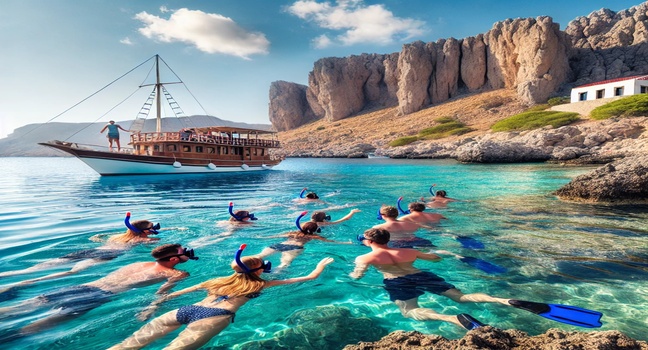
434, 116, 455, 124
590, 94, 648, 120
526, 104, 550, 112
491, 111, 579, 132
389, 136, 419, 147
419, 121, 465, 136
547, 96, 570, 106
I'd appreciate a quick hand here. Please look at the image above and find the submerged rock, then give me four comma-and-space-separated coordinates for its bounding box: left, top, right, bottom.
343, 328, 648, 350
554, 155, 648, 203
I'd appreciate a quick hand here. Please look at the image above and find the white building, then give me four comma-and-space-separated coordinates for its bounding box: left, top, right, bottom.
570, 75, 648, 103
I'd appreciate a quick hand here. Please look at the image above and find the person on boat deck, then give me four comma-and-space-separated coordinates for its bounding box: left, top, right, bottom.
0, 244, 193, 336
373, 205, 435, 249
310, 209, 361, 226
423, 190, 458, 209
108, 245, 333, 350
254, 220, 344, 270
350, 228, 599, 331
100, 120, 130, 152
399, 202, 446, 225
0, 214, 163, 292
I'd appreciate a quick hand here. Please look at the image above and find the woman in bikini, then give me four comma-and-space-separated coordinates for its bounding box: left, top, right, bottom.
109, 245, 333, 350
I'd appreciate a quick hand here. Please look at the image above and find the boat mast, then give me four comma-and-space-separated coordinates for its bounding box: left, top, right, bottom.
155, 54, 162, 133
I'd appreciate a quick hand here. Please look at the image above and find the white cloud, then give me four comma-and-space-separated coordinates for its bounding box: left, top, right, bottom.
160, 6, 170, 13
312, 34, 332, 48
287, 0, 425, 47
120, 37, 134, 45
135, 8, 270, 59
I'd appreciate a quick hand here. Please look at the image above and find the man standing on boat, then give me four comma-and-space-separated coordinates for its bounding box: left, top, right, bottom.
100, 120, 130, 152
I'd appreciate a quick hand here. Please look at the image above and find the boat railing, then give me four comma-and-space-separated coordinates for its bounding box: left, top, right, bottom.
130, 132, 281, 148
52, 140, 135, 154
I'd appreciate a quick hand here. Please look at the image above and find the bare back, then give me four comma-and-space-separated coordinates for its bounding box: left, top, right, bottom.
372, 220, 421, 240
84, 262, 185, 293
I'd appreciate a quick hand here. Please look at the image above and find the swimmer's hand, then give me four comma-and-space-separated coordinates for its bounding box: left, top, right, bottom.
136, 305, 158, 321
311, 257, 334, 276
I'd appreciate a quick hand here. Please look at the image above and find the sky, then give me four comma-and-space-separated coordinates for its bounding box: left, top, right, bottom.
0, 0, 644, 138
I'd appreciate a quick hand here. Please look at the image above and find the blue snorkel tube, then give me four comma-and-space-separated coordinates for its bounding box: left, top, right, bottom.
235, 244, 271, 273
299, 188, 307, 198
295, 211, 308, 232
396, 197, 410, 215
429, 184, 437, 196
376, 209, 383, 220
124, 212, 160, 235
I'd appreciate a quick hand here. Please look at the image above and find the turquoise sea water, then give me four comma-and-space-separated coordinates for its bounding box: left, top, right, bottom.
0, 157, 646, 349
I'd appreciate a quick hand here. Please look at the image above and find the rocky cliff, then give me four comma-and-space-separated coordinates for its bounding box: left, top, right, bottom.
269, 3, 648, 131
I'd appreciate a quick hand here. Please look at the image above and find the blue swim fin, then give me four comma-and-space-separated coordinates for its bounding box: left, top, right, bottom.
455, 236, 485, 250
509, 299, 603, 328
459, 256, 507, 274
457, 313, 486, 330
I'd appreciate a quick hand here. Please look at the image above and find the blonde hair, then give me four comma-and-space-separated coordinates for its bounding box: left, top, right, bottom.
106, 220, 152, 244
199, 256, 267, 297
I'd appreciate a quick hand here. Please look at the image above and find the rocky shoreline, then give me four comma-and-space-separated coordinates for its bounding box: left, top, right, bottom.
343, 328, 648, 350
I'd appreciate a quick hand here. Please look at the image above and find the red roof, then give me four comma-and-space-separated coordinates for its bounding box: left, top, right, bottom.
575, 75, 648, 88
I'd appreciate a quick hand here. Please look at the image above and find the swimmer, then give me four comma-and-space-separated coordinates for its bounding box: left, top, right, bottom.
0, 244, 194, 335
310, 209, 361, 226
350, 228, 602, 330
399, 202, 446, 225
373, 205, 435, 249
0, 213, 162, 288
255, 212, 345, 269
422, 187, 457, 209
109, 245, 333, 350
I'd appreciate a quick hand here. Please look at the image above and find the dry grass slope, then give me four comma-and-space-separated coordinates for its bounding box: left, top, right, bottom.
277, 89, 528, 150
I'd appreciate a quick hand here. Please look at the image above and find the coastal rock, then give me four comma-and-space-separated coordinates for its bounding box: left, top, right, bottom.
461, 34, 487, 91
554, 155, 648, 203
239, 306, 388, 350
342, 328, 648, 350
268, 81, 318, 131
397, 41, 434, 115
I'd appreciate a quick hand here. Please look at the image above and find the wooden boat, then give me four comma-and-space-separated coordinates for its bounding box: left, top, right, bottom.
39, 55, 282, 175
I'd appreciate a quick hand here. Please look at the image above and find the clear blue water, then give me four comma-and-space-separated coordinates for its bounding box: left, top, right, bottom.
0, 157, 646, 349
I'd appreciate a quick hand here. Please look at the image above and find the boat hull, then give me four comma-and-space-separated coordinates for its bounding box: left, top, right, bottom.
39, 141, 280, 176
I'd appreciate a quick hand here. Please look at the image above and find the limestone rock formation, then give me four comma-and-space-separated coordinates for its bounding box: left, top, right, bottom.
269, 3, 648, 132
343, 328, 648, 350
268, 81, 317, 131
554, 155, 648, 203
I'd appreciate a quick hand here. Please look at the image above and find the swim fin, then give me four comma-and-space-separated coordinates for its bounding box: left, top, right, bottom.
459, 256, 507, 274
455, 236, 485, 250
457, 313, 486, 330
508, 299, 603, 328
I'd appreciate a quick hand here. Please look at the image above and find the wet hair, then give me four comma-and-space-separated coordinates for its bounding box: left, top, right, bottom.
363, 228, 390, 245
408, 202, 425, 212
436, 190, 447, 197
199, 256, 266, 297
305, 192, 319, 199
299, 221, 320, 235
151, 243, 182, 260
379, 205, 399, 219
229, 210, 250, 222
311, 211, 328, 222
108, 220, 153, 243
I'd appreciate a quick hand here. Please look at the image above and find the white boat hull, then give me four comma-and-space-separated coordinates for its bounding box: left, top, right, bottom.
79, 156, 273, 175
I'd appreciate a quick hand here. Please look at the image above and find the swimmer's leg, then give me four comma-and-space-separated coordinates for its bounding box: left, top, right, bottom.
394, 298, 463, 327
0, 258, 72, 278
254, 248, 278, 259
442, 288, 509, 305
15, 258, 104, 287
277, 250, 303, 268
108, 310, 181, 350
162, 315, 231, 350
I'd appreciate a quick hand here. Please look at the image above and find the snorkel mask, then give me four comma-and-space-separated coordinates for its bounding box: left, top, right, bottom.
295, 211, 321, 234
182, 247, 199, 260
124, 212, 160, 235
235, 244, 271, 273
396, 196, 411, 215
229, 202, 258, 221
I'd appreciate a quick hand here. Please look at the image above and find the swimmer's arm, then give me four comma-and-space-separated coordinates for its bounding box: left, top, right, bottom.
349, 260, 369, 279
89, 234, 109, 242
154, 271, 190, 295
328, 209, 361, 224
415, 250, 442, 262
138, 282, 202, 321
265, 257, 334, 287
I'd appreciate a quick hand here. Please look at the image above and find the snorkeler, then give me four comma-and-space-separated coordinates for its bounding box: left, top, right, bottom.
310, 209, 361, 226
372, 205, 436, 249
422, 185, 458, 209
228, 202, 258, 224
350, 228, 602, 330
0, 212, 162, 289
254, 212, 344, 269
108, 245, 333, 350
398, 202, 446, 225
0, 244, 195, 336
